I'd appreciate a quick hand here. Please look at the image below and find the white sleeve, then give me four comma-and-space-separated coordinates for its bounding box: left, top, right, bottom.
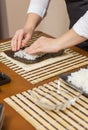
73, 11, 88, 39
27, 0, 50, 18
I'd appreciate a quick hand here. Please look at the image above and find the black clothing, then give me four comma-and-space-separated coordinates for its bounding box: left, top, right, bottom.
65, 0, 88, 51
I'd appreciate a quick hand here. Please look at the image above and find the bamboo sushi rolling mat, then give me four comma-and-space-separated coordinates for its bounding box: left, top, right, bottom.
4, 79, 88, 130
0, 32, 88, 84
1, 31, 88, 130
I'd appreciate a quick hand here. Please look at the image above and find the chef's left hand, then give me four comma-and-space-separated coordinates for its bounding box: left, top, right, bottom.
25, 36, 60, 54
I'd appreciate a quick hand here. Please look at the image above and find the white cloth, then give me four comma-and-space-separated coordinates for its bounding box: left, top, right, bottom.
73, 11, 88, 39
27, 0, 88, 39
27, 0, 50, 18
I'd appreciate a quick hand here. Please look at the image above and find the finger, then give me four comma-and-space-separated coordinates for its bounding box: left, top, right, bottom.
17, 32, 24, 50
11, 35, 18, 51
25, 46, 42, 54
22, 34, 30, 47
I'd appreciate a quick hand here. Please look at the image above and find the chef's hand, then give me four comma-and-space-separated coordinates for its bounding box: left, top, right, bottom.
25, 36, 60, 54
11, 28, 33, 51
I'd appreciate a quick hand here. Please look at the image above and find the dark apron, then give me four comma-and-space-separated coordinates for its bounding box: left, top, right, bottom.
65, 0, 88, 51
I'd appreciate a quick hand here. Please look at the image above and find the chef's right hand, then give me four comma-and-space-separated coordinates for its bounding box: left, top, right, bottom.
11, 28, 33, 51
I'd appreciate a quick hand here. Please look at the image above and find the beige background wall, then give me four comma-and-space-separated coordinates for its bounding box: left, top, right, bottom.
0, 0, 69, 39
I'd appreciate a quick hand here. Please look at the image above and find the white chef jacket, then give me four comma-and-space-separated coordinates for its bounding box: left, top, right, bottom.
27, 0, 88, 39
73, 11, 88, 39
27, 0, 50, 18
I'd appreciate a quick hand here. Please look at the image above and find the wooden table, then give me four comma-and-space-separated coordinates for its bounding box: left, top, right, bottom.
0, 32, 88, 130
